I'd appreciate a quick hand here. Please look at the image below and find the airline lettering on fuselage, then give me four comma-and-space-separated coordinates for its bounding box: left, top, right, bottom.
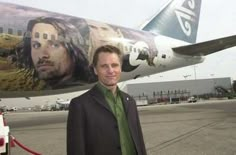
175, 0, 196, 36
128, 41, 150, 67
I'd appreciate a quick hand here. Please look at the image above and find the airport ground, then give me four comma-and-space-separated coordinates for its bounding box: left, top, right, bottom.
4, 99, 236, 155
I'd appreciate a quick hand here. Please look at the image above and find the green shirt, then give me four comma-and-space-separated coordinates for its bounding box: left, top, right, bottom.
97, 83, 136, 155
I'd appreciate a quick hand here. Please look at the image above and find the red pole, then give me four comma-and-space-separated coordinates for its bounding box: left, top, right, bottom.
10, 136, 41, 155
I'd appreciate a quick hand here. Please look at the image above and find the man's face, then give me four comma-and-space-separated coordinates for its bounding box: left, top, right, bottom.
94, 52, 121, 88
31, 23, 73, 81
88, 20, 119, 45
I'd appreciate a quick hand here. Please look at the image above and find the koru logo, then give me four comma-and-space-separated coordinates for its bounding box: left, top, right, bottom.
175, 0, 196, 36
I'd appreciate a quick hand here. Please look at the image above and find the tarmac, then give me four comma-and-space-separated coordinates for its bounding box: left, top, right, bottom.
5, 99, 236, 155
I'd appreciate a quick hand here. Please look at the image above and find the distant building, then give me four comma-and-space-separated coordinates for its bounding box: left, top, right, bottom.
124, 77, 232, 104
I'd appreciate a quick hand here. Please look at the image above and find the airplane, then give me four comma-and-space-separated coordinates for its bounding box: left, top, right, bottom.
0, 0, 236, 99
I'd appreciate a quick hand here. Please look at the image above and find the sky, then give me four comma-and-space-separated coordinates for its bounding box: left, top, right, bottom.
0, 0, 236, 107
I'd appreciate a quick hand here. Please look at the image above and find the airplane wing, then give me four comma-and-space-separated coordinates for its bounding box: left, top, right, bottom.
173, 35, 236, 56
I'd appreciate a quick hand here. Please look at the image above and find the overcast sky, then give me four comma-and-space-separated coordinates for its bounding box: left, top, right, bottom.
0, 0, 236, 106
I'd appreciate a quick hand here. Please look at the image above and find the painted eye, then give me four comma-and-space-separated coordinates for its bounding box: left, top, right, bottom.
101, 27, 108, 31
89, 25, 97, 29
51, 43, 60, 48
32, 42, 41, 49
48, 40, 61, 49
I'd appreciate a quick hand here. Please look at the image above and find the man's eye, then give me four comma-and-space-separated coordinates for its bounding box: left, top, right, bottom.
32, 42, 41, 49
101, 64, 110, 69
112, 64, 119, 68
101, 65, 107, 68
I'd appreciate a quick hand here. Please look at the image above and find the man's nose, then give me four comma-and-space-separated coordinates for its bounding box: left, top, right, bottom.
40, 43, 50, 58
107, 66, 114, 73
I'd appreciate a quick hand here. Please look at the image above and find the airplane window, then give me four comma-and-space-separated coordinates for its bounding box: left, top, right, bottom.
51, 35, 56, 41
162, 54, 166, 58
17, 30, 22, 36
43, 33, 48, 39
24, 31, 31, 38
125, 46, 128, 51
8, 28, 13, 35
129, 46, 132, 51
0, 27, 3, 33
117, 44, 123, 51
35, 32, 40, 38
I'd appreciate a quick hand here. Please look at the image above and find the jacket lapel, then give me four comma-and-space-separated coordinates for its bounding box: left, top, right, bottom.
120, 92, 130, 115
121, 92, 140, 151
89, 85, 113, 113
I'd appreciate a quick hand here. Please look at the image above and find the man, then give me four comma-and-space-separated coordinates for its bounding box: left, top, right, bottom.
18, 17, 94, 89
67, 45, 147, 155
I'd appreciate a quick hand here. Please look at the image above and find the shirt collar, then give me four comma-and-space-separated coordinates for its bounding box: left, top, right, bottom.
97, 82, 120, 97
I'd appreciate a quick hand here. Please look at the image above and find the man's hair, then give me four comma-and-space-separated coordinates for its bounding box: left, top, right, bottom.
92, 45, 123, 67
17, 17, 92, 82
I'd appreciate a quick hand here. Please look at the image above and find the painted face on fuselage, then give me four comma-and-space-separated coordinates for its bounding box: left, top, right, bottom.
94, 52, 121, 90
88, 20, 119, 45
31, 23, 74, 82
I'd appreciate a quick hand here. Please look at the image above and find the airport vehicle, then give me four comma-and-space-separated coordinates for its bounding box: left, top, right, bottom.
187, 96, 197, 103
6, 107, 17, 112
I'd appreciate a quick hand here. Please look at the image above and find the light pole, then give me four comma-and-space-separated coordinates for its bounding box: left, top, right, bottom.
210, 74, 216, 96
193, 65, 197, 80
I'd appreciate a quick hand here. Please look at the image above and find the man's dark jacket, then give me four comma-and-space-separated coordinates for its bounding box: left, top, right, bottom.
67, 85, 147, 155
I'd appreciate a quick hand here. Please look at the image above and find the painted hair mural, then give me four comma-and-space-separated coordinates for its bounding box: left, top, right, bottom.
0, 3, 157, 96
